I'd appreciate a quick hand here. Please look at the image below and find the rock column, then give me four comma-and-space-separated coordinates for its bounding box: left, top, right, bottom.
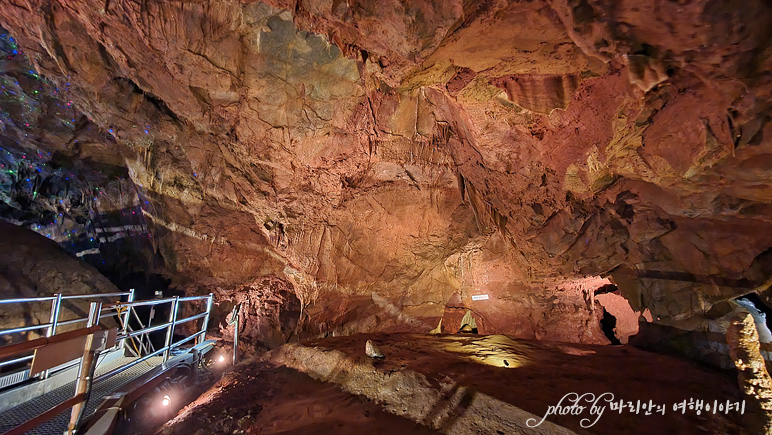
727, 311, 772, 434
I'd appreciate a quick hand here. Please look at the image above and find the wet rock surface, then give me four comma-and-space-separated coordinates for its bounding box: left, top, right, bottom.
270, 333, 746, 433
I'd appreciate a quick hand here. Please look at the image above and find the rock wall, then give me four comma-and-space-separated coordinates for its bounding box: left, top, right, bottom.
0, 0, 770, 348
0, 221, 121, 344
0, 29, 158, 285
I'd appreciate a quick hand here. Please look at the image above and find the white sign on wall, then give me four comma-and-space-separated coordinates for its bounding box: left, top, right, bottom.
471, 294, 489, 301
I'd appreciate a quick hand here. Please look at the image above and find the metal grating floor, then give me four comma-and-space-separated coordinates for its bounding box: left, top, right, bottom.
0, 355, 164, 434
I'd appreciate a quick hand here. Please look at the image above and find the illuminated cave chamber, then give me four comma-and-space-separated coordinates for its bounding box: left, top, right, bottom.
0, 0, 771, 433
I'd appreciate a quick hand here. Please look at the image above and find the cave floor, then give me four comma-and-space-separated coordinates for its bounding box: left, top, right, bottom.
163, 334, 747, 434
160, 361, 435, 435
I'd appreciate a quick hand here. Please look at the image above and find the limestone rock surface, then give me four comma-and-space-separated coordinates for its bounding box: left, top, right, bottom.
0, 0, 770, 348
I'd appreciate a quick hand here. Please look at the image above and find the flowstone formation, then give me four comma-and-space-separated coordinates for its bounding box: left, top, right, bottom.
0, 0, 770, 353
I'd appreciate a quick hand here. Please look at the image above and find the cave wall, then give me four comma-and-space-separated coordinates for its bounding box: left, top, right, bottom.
0, 221, 122, 344
0, 29, 160, 290
0, 0, 771, 348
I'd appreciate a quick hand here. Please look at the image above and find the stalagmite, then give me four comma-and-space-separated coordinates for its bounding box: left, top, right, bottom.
365, 339, 384, 359
727, 311, 772, 434
459, 310, 477, 333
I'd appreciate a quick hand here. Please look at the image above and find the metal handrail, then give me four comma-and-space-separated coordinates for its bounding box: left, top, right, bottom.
0, 292, 131, 305
114, 311, 207, 341
0, 323, 52, 336
60, 292, 130, 300
0, 292, 131, 333
0, 307, 122, 336
123, 321, 172, 339
0, 291, 214, 435
110, 295, 211, 341
57, 318, 88, 328
177, 295, 211, 302
175, 312, 208, 326
93, 294, 213, 382
172, 330, 205, 349
103, 295, 211, 339
162, 297, 178, 361
1, 355, 33, 366
0, 292, 212, 364
0, 291, 133, 375
107, 297, 177, 309
0, 297, 56, 304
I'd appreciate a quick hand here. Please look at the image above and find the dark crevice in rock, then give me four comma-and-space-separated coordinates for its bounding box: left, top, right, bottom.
600, 308, 621, 345
594, 283, 618, 295
114, 77, 181, 124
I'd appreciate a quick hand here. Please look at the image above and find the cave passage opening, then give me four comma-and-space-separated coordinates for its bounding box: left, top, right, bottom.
600, 308, 622, 345
594, 283, 622, 344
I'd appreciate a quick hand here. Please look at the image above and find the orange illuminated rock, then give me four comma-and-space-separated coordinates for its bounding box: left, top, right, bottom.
0, 0, 770, 349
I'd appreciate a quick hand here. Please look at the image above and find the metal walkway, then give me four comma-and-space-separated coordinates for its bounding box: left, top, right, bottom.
0, 291, 215, 434
0, 354, 164, 434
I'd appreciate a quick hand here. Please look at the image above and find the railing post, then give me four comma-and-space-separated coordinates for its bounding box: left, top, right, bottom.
67, 302, 102, 434
229, 303, 241, 366
163, 297, 179, 362
41, 293, 62, 379
198, 293, 214, 345
47, 293, 62, 338
119, 289, 135, 351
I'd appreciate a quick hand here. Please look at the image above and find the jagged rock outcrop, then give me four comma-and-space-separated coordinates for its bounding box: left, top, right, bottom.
0, 0, 770, 348
213, 276, 301, 353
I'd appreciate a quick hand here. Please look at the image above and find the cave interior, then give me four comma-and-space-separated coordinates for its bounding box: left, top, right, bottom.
0, 1, 772, 434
